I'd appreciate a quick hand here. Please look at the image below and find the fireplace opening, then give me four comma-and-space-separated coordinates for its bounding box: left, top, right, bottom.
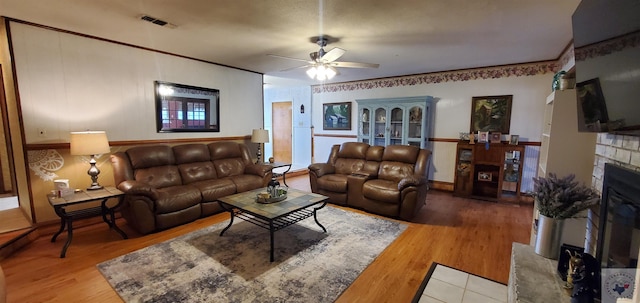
596, 163, 640, 269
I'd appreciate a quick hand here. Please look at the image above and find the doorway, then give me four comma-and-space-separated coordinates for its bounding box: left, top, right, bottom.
272, 101, 292, 163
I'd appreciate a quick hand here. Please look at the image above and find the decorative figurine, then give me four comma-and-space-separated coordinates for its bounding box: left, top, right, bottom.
564, 251, 599, 303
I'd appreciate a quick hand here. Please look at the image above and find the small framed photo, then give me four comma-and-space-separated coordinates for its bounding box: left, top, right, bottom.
490, 132, 501, 143
478, 172, 492, 182
477, 131, 489, 143
509, 135, 520, 145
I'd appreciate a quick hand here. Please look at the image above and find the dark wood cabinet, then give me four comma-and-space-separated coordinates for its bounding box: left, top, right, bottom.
453, 141, 525, 202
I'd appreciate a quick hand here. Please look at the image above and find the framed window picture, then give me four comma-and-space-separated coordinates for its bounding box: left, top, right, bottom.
323, 102, 352, 130
470, 95, 513, 133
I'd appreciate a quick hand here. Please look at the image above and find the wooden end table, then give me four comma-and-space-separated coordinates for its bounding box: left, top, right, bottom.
47, 186, 128, 258
268, 162, 292, 186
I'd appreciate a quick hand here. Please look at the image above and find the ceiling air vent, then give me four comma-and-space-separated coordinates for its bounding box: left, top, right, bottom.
139, 15, 177, 28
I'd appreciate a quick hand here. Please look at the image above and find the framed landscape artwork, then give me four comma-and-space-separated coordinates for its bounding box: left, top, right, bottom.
470, 95, 513, 134
323, 102, 352, 130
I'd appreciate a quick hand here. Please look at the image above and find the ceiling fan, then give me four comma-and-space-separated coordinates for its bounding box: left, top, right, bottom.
268, 36, 379, 80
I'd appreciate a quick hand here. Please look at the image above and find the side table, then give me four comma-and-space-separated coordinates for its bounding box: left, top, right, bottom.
268, 162, 292, 186
47, 186, 128, 258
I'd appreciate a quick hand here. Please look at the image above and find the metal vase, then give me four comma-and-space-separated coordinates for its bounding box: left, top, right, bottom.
534, 214, 564, 259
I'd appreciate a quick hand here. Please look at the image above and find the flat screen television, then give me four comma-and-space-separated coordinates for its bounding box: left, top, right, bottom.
572, 0, 640, 135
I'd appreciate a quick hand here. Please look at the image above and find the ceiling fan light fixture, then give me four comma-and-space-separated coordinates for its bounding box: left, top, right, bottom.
306, 66, 318, 78
306, 64, 336, 81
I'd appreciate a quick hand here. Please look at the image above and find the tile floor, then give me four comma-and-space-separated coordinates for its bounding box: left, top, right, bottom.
415, 263, 508, 303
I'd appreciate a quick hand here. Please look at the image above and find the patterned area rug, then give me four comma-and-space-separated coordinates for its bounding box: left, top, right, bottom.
97, 206, 407, 303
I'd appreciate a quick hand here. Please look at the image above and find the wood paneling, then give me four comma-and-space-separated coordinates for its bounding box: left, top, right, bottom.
0, 173, 532, 303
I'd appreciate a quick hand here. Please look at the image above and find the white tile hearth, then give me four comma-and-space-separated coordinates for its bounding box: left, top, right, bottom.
416, 263, 507, 303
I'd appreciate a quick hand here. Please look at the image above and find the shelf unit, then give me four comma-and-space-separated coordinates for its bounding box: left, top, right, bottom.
537, 89, 596, 184
531, 89, 597, 246
356, 96, 434, 148
453, 142, 525, 202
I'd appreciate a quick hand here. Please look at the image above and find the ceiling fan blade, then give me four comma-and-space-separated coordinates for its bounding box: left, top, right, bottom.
267, 54, 313, 64
279, 64, 313, 72
319, 47, 346, 63
330, 61, 380, 69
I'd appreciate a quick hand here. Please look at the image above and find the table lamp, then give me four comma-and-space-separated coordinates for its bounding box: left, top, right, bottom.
70, 131, 111, 190
251, 129, 269, 164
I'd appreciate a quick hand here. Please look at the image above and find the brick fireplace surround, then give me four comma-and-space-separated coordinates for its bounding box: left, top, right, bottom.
586, 134, 640, 255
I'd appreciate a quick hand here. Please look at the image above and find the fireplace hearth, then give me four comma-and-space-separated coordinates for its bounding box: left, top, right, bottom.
596, 163, 640, 269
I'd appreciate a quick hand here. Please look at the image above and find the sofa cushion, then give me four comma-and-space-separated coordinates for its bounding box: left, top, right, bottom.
134, 165, 183, 189
381, 145, 419, 163
378, 162, 416, 182
173, 144, 211, 164
316, 174, 349, 193
213, 158, 245, 177
155, 185, 202, 214
178, 162, 217, 184
127, 145, 175, 169
229, 174, 264, 192
191, 178, 236, 201
362, 179, 400, 204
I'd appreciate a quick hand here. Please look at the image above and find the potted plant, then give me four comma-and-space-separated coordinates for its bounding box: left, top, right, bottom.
529, 173, 599, 259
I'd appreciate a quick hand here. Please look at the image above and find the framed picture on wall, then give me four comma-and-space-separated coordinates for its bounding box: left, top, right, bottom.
323, 102, 352, 130
470, 95, 513, 133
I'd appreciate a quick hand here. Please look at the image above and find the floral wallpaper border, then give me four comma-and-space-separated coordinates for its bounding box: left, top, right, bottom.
574, 31, 640, 62
312, 61, 557, 94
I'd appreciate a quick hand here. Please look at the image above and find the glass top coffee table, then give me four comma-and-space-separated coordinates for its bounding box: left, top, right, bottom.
217, 188, 328, 262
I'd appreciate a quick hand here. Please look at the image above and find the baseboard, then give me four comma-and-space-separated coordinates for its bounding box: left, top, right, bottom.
0, 227, 38, 261
429, 180, 453, 192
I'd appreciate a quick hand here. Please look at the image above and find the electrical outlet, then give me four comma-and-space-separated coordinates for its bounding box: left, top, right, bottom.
37, 128, 47, 137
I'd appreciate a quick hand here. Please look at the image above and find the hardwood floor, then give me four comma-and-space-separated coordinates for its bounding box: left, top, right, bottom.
0, 174, 533, 303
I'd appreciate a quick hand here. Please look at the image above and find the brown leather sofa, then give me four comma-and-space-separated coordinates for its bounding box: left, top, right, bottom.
308, 142, 431, 221
111, 141, 272, 234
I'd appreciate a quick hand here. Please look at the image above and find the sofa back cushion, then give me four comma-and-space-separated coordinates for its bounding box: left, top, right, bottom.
334, 142, 369, 175
173, 144, 218, 184
135, 166, 183, 189
127, 145, 176, 169
208, 142, 247, 178
378, 145, 420, 181
126, 145, 182, 188
173, 144, 211, 164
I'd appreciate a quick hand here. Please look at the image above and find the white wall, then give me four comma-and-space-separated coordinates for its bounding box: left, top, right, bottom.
263, 86, 312, 170
311, 71, 553, 185
10, 21, 264, 143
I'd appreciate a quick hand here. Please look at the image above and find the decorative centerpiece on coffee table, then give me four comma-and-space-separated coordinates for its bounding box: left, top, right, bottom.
530, 173, 599, 259
256, 177, 288, 204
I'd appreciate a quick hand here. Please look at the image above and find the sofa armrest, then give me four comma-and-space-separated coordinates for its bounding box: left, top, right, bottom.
117, 180, 159, 200
245, 163, 272, 177
308, 163, 335, 178
398, 175, 427, 191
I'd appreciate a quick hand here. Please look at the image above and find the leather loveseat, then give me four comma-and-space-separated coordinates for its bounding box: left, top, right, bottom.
110, 141, 272, 234
308, 142, 431, 221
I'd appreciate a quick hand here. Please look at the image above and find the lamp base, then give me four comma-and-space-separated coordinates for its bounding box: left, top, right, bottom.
86, 184, 104, 191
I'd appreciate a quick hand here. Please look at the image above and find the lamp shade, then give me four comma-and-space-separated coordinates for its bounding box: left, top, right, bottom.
251, 129, 269, 143
70, 131, 111, 156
